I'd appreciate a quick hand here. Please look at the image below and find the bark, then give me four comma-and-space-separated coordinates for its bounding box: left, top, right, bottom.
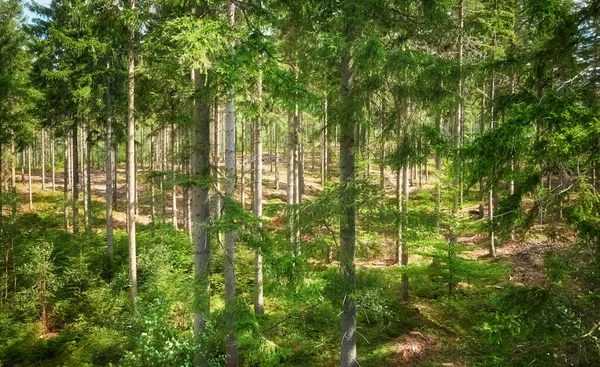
113, 144, 118, 211
64, 135, 69, 231
106, 68, 114, 258
72, 125, 79, 234
11, 140, 16, 189
339, 29, 357, 367
395, 168, 402, 265
240, 119, 245, 207
254, 71, 264, 315
41, 130, 46, 191
274, 126, 279, 190
21, 150, 24, 183
127, 0, 138, 306
489, 72, 496, 258
83, 126, 90, 232
191, 16, 212, 360
150, 131, 156, 223
321, 98, 328, 186
28, 147, 32, 211
456, 0, 464, 208
223, 3, 239, 365
401, 162, 409, 301
51, 138, 55, 191
172, 124, 178, 229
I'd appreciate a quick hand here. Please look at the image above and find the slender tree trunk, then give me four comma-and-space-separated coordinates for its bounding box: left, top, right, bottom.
478, 86, 486, 220
223, 3, 239, 365
395, 168, 402, 265
106, 68, 114, 258
82, 126, 90, 232
457, 0, 464, 209
274, 126, 279, 190
21, 150, 25, 183
489, 71, 496, 258
28, 147, 32, 211
240, 119, 245, 207
150, 132, 156, 223
189, 21, 212, 358
172, 124, 178, 229
401, 162, 409, 301
41, 130, 46, 191
72, 125, 79, 234
254, 71, 264, 315
339, 29, 357, 367
113, 144, 118, 211
127, 0, 138, 306
51, 138, 55, 191
86, 128, 92, 233
11, 140, 16, 189
321, 98, 327, 186
64, 136, 69, 231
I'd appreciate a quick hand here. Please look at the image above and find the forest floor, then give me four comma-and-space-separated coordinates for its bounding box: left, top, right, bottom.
9, 159, 574, 367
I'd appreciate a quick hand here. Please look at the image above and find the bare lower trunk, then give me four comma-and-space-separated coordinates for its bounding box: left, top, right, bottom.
127, 8, 137, 306
28, 148, 32, 210
106, 70, 114, 258
274, 126, 279, 190
339, 32, 357, 367
51, 138, 56, 191
41, 130, 46, 191
254, 72, 264, 315
401, 162, 409, 301
223, 3, 239, 365
64, 136, 69, 231
172, 124, 178, 229
240, 119, 245, 207
72, 126, 79, 233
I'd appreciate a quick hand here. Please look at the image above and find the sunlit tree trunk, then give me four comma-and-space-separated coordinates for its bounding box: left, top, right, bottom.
41, 130, 46, 191
254, 71, 264, 315
106, 68, 114, 258
274, 125, 279, 190
339, 27, 357, 367
28, 147, 32, 211
223, 3, 239, 365
72, 125, 79, 234
172, 124, 178, 229
126, 0, 138, 306
64, 135, 69, 231
240, 119, 245, 207
51, 138, 55, 191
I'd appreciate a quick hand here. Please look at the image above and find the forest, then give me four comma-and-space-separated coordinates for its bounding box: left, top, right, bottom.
1, 0, 600, 366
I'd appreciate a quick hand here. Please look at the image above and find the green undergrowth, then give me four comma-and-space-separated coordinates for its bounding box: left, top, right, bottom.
1, 183, 599, 366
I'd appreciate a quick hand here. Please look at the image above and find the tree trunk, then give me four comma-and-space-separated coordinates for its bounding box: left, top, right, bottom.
401, 162, 409, 301
222, 3, 239, 365
106, 68, 114, 258
240, 119, 245, 207
72, 125, 79, 233
274, 126, 279, 190
82, 126, 90, 232
51, 138, 55, 191
41, 130, 46, 191
113, 144, 118, 211
254, 71, 264, 315
321, 98, 328, 186
190, 7, 213, 367
11, 140, 16, 189
127, 1, 138, 306
339, 30, 357, 367
395, 168, 402, 265
489, 71, 496, 258
28, 147, 33, 211
172, 124, 178, 229
63, 136, 69, 231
